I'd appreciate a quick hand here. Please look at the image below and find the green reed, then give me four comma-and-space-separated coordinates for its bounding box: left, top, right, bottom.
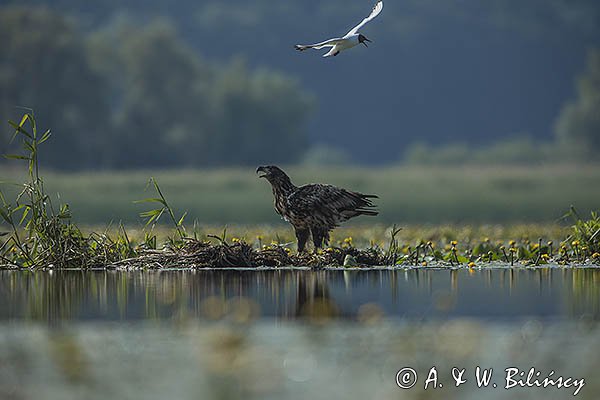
0, 112, 132, 268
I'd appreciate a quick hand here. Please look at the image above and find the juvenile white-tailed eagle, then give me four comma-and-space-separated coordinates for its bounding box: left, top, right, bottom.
257, 165, 378, 252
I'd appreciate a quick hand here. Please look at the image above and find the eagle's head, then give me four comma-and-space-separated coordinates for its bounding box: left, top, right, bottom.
256, 165, 291, 185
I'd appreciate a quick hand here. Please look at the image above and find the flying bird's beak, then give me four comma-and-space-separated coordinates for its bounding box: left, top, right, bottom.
256, 166, 267, 178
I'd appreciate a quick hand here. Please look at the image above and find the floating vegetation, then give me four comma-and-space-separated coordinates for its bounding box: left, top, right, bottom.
107, 227, 599, 270
0, 113, 598, 270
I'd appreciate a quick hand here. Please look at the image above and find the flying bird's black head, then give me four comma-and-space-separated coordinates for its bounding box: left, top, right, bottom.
358, 34, 372, 47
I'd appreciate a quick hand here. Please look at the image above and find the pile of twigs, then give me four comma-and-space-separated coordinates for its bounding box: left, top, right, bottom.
110, 239, 386, 269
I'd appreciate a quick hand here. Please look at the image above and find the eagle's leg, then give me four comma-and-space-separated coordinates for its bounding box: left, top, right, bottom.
295, 227, 310, 253
311, 227, 328, 250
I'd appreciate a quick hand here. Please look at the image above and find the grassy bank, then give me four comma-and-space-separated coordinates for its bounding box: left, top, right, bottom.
1, 164, 599, 225
1, 113, 598, 269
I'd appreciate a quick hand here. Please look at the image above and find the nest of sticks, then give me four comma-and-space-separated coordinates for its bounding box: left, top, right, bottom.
111, 239, 385, 269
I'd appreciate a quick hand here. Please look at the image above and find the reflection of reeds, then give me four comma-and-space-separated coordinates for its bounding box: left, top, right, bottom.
2, 268, 599, 322
568, 269, 600, 318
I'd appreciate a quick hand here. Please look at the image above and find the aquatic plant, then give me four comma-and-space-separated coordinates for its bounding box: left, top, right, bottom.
136, 177, 188, 249
0, 112, 133, 268
563, 206, 600, 254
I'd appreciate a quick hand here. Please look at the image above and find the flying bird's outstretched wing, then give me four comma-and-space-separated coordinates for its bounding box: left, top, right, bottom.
344, 0, 384, 37
295, 38, 345, 51
322, 46, 341, 58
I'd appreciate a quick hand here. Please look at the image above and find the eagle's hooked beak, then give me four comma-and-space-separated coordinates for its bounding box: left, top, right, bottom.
256, 166, 267, 178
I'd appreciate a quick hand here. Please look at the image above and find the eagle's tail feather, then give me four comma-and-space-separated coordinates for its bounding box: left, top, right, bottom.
357, 209, 379, 216
353, 192, 379, 217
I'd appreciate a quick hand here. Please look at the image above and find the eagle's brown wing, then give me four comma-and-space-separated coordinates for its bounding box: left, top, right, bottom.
287, 184, 378, 227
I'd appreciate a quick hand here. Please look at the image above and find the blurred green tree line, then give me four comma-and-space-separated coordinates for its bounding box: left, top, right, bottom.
404, 48, 600, 166
1, 2, 599, 169
555, 49, 600, 160
0, 6, 314, 169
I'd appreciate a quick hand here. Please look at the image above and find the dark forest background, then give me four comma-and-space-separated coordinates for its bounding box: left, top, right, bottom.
1, 0, 599, 169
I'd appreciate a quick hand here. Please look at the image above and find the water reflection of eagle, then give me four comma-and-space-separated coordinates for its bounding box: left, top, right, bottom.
256, 165, 378, 252
295, 271, 339, 320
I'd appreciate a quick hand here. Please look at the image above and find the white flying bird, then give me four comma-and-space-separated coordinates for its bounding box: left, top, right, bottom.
295, 1, 384, 58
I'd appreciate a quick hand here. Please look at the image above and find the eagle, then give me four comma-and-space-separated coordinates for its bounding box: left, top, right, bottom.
256, 165, 379, 252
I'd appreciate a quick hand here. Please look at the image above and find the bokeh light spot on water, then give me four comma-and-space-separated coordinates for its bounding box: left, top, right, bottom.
226, 296, 261, 324
357, 302, 384, 325
200, 296, 227, 320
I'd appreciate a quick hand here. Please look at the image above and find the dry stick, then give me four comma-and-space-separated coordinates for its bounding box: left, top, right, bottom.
415, 245, 420, 265
534, 238, 542, 266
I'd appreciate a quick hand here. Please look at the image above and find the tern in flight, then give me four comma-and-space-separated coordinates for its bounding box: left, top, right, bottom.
295, 1, 384, 58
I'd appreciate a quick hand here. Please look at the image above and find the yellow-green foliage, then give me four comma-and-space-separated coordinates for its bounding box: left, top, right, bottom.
564, 207, 600, 254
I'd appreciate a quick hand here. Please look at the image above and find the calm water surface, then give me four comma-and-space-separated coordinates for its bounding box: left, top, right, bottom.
1, 268, 599, 400
0, 267, 598, 321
